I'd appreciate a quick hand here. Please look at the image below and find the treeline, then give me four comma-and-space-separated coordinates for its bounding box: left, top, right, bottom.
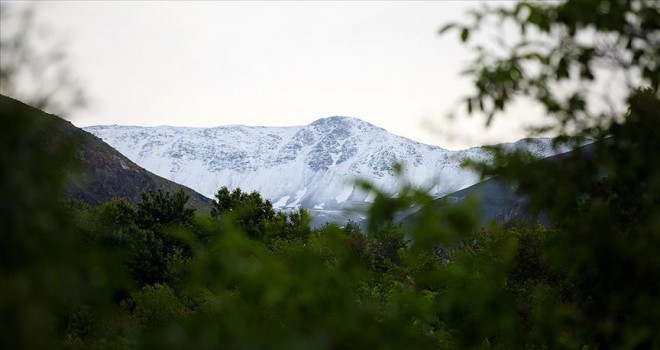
0, 178, 530, 348
5, 171, 657, 349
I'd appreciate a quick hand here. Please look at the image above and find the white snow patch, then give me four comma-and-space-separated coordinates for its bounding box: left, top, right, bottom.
364, 191, 376, 203
273, 196, 290, 208
287, 187, 307, 207
335, 185, 353, 203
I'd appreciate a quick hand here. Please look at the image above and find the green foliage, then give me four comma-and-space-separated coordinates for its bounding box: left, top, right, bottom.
431, 224, 564, 348
342, 221, 371, 266
124, 284, 191, 328
3, 1, 659, 349
440, 0, 660, 347
369, 220, 406, 272
0, 95, 108, 350
442, 0, 658, 133
211, 186, 275, 240
0, 3, 86, 114
136, 189, 195, 229
211, 185, 314, 245
264, 207, 313, 245
94, 193, 197, 288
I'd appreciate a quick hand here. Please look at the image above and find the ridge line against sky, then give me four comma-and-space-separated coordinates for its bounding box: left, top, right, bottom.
9, 1, 551, 150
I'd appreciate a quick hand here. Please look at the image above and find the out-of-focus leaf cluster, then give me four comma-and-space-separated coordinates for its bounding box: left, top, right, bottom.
440, 0, 659, 137
440, 0, 660, 348
0, 3, 86, 116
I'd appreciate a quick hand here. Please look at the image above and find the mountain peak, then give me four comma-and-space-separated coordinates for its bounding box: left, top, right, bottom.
84, 119, 563, 221
309, 116, 382, 132
312, 116, 359, 124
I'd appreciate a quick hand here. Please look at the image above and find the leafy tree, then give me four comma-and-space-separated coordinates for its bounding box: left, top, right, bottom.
264, 207, 313, 244
123, 283, 191, 328
131, 190, 196, 287
369, 220, 406, 272
342, 219, 363, 236
0, 3, 86, 115
440, 0, 658, 135
341, 221, 371, 266
135, 189, 195, 229
439, 0, 660, 347
211, 186, 275, 240
92, 192, 196, 287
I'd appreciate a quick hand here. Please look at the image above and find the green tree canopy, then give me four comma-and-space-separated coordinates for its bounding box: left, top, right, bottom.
135, 189, 195, 229
439, 0, 660, 347
211, 186, 276, 240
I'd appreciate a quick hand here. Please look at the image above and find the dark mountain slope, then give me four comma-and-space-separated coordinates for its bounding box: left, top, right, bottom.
403, 141, 597, 226
0, 94, 211, 210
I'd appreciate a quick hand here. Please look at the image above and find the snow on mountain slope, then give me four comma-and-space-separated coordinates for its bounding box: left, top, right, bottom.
84, 116, 561, 211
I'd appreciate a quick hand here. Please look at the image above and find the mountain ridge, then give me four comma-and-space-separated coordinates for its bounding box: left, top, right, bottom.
84, 116, 568, 218
402, 141, 599, 227
0, 94, 212, 210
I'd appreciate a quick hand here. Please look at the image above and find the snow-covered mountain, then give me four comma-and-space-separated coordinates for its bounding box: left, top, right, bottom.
84, 116, 562, 213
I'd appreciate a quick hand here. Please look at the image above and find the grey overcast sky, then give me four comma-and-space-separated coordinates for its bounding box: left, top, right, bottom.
22, 1, 547, 150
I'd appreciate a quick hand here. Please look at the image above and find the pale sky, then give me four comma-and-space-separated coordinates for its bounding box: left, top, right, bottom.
14, 1, 550, 150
